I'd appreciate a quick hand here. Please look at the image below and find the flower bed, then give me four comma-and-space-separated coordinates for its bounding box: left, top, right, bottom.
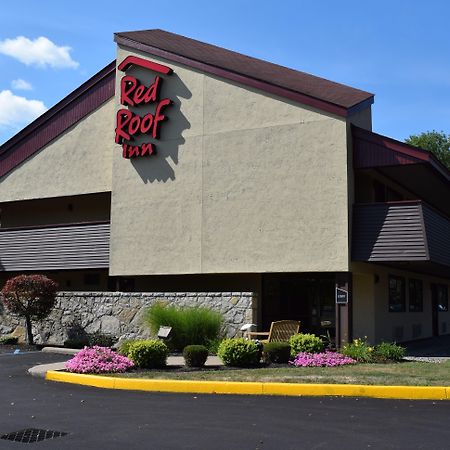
65, 346, 134, 374
290, 351, 356, 367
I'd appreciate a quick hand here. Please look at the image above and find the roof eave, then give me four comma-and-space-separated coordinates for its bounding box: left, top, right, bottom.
352, 125, 450, 184
114, 34, 373, 118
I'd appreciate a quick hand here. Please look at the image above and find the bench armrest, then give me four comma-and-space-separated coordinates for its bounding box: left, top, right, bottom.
246, 331, 270, 338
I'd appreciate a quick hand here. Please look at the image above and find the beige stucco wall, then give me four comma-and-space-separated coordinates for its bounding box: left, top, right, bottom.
110, 45, 353, 275
353, 270, 376, 342
352, 262, 450, 343
0, 99, 114, 203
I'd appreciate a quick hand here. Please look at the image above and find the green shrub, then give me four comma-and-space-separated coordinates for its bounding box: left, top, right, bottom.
145, 303, 223, 351
64, 338, 89, 349
64, 332, 116, 349
374, 342, 406, 362
289, 333, 324, 356
117, 340, 135, 357
128, 340, 169, 369
263, 342, 291, 364
205, 338, 222, 355
341, 338, 374, 363
217, 338, 260, 367
183, 345, 209, 367
88, 332, 116, 348
0, 335, 19, 345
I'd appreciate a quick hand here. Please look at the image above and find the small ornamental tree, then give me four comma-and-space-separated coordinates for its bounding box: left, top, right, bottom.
1, 275, 58, 345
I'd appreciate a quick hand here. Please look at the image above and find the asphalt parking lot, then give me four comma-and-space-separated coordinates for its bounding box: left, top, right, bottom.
1, 351, 450, 449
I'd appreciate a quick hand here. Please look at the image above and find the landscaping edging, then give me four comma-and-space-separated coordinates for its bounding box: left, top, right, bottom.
45, 370, 450, 400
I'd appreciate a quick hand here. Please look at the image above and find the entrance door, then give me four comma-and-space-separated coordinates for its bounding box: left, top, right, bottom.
262, 274, 335, 337
431, 284, 439, 337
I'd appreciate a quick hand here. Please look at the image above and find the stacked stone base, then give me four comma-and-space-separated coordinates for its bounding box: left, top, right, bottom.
0, 291, 258, 345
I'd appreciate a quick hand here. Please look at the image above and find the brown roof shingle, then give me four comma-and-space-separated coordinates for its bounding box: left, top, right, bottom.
115, 29, 374, 115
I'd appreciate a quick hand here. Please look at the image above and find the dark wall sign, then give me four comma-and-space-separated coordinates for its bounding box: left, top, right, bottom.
335, 287, 349, 304
115, 55, 173, 159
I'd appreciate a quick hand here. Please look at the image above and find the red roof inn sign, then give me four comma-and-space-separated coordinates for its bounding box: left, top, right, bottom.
115, 56, 173, 159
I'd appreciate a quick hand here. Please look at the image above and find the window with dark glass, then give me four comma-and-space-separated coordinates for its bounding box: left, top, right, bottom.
389, 275, 406, 312
436, 284, 449, 312
373, 180, 403, 203
408, 279, 423, 312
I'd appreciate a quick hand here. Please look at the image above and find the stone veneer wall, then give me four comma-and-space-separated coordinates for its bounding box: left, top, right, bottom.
0, 291, 258, 345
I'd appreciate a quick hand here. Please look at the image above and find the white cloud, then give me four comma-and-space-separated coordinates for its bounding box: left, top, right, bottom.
0, 90, 47, 129
0, 36, 79, 69
11, 78, 32, 91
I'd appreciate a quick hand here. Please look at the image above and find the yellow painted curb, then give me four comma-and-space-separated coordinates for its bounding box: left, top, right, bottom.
45, 371, 450, 400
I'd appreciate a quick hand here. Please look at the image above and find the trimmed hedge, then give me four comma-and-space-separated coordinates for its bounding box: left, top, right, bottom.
128, 340, 169, 369
289, 333, 324, 356
263, 342, 291, 364
183, 345, 209, 368
217, 338, 260, 367
117, 340, 134, 357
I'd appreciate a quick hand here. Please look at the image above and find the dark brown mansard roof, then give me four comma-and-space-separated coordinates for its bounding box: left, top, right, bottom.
114, 29, 374, 116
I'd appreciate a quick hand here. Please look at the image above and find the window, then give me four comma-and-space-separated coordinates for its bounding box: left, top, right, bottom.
435, 284, 449, 312
389, 275, 406, 312
408, 279, 423, 312
373, 180, 403, 203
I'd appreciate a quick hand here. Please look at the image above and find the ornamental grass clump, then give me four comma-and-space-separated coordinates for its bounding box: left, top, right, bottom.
145, 303, 223, 351
290, 351, 356, 367
65, 346, 134, 374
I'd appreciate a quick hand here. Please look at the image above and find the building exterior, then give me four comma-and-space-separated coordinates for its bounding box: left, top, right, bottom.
0, 29, 449, 345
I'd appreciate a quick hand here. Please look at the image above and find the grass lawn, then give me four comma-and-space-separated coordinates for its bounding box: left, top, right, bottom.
107, 361, 450, 386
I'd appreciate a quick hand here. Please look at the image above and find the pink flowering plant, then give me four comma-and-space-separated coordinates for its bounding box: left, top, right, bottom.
290, 351, 356, 367
65, 346, 134, 374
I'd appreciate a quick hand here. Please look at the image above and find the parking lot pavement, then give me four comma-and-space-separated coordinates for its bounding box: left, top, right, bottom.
1, 352, 450, 449
406, 335, 450, 357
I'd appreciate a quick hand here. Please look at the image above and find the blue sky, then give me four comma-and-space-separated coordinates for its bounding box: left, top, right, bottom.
0, 0, 449, 144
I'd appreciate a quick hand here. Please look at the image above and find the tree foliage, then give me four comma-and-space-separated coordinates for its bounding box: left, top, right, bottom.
1, 275, 58, 344
405, 130, 450, 169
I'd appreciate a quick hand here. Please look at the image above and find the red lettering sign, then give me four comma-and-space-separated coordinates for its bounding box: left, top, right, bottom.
115, 57, 173, 159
